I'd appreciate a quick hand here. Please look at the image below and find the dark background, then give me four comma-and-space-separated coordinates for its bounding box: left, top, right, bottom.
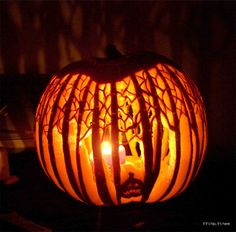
0, 1, 235, 231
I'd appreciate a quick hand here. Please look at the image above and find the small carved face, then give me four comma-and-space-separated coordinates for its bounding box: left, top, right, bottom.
120, 172, 143, 198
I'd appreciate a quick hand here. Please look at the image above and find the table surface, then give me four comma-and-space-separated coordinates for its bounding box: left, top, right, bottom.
0, 149, 235, 232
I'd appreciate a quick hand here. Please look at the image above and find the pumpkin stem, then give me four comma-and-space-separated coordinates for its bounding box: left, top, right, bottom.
105, 44, 123, 59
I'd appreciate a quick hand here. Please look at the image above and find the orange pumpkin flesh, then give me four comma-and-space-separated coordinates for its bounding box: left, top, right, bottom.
35, 52, 207, 205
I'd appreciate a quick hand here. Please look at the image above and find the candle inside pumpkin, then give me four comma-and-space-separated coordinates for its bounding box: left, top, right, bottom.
90, 141, 126, 167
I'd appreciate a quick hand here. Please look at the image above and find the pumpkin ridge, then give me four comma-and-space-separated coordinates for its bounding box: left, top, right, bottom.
163, 65, 197, 196
36, 76, 61, 180
62, 74, 88, 203
111, 82, 121, 204
92, 84, 114, 205
163, 64, 203, 194
75, 78, 94, 204
156, 68, 181, 201
47, 74, 75, 191
130, 74, 154, 202
144, 72, 163, 202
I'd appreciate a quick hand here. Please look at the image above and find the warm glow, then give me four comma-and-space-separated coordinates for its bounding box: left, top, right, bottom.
35, 53, 207, 205
90, 141, 126, 167
102, 141, 111, 156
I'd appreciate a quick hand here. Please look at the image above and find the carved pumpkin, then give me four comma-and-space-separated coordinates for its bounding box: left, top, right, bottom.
35, 51, 207, 205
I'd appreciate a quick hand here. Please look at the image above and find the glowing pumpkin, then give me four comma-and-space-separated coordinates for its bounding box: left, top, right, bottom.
35, 51, 207, 205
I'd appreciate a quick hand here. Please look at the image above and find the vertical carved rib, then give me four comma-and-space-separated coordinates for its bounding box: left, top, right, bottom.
144, 72, 163, 201
163, 65, 200, 195
37, 76, 60, 179
75, 79, 93, 203
47, 74, 74, 191
156, 68, 181, 201
62, 75, 91, 203
92, 84, 114, 205
111, 82, 121, 204
130, 74, 154, 201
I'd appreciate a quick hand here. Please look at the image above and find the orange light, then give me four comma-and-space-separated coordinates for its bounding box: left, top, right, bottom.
90, 141, 126, 167
35, 51, 207, 205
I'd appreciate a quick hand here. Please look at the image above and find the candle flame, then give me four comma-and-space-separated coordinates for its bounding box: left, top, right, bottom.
90, 141, 126, 166
101, 141, 112, 156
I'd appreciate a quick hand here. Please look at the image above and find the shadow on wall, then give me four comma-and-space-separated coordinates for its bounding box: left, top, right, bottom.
0, 1, 234, 74
0, 0, 235, 154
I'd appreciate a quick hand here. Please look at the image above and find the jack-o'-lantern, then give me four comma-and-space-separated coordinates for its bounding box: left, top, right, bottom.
34, 50, 207, 205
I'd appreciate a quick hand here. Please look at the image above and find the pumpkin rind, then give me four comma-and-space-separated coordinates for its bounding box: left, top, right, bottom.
35, 53, 207, 205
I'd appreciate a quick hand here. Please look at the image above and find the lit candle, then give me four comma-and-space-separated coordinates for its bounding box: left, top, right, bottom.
90, 141, 126, 167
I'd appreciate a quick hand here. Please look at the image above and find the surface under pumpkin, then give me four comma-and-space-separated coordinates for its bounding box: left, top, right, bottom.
34, 52, 207, 205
